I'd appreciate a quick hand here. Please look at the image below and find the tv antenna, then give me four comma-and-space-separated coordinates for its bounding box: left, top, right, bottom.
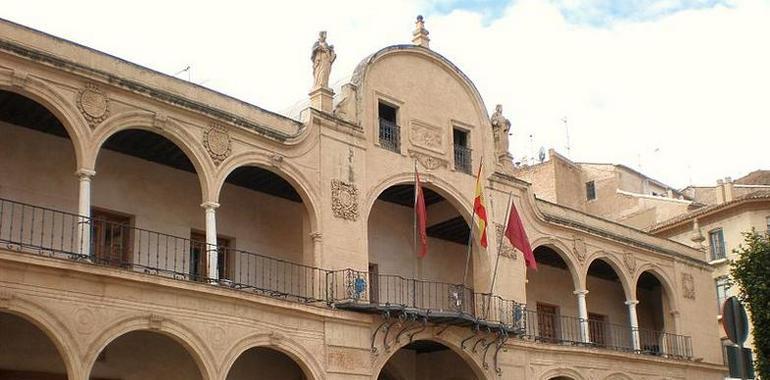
562, 116, 571, 157
175, 65, 191, 81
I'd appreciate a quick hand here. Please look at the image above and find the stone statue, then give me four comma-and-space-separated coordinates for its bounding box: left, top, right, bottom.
311, 31, 336, 90
490, 104, 511, 157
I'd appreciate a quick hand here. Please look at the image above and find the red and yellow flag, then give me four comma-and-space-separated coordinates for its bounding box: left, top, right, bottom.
473, 159, 489, 248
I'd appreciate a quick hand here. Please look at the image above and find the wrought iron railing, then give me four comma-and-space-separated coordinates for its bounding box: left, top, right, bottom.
0, 197, 692, 359
454, 144, 472, 174
378, 118, 400, 153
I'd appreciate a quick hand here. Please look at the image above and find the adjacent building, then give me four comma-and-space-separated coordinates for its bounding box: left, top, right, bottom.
0, 17, 726, 380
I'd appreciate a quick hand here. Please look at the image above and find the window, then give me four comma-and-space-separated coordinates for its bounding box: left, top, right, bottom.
377, 102, 400, 153
709, 229, 726, 261
536, 303, 560, 343
715, 276, 730, 314
91, 208, 132, 267
189, 232, 231, 281
588, 313, 607, 347
453, 128, 472, 174
586, 181, 596, 201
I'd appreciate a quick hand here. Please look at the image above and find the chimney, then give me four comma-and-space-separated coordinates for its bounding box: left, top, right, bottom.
715, 179, 725, 204
723, 177, 734, 202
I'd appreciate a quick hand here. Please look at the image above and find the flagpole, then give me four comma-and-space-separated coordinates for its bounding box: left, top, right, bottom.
486, 191, 513, 317
462, 157, 483, 287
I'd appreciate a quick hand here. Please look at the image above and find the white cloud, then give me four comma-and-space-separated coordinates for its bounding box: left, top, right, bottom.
3, 0, 768, 188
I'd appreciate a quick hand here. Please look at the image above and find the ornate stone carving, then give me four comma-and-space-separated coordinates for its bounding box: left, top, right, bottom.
409, 121, 443, 153
495, 223, 516, 259
77, 83, 110, 127
0, 289, 13, 309
153, 112, 168, 129
409, 150, 447, 170
310, 232, 323, 243
681, 273, 696, 300
269, 153, 284, 167
203, 125, 232, 165
573, 237, 587, 265
75, 307, 96, 335
412, 15, 430, 48
623, 252, 636, 273
311, 31, 336, 90
148, 314, 164, 330
331, 179, 359, 221
208, 326, 226, 350
10, 70, 29, 88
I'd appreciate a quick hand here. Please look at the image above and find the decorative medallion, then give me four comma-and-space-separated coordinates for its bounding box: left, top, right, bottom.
75, 308, 96, 335
203, 125, 232, 165
331, 179, 359, 221
681, 273, 696, 300
76, 84, 110, 127
623, 252, 636, 273
494, 223, 516, 259
409, 151, 447, 170
573, 237, 587, 265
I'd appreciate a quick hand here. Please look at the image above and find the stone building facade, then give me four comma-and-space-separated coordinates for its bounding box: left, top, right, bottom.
513, 150, 696, 230
0, 17, 726, 379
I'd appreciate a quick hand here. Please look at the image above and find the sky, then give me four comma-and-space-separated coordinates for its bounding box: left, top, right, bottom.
3, 0, 768, 189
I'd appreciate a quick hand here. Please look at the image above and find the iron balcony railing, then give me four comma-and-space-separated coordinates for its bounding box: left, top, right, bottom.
454, 144, 472, 174
378, 118, 401, 153
0, 197, 692, 359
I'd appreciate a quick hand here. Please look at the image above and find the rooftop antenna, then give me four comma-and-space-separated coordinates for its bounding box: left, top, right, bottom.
528, 133, 535, 165
562, 116, 571, 157
175, 65, 191, 81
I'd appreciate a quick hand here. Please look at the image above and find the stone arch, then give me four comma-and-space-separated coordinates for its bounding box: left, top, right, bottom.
219, 332, 323, 380
83, 315, 216, 380
529, 237, 581, 291
364, 172, 474, 224
372, 331, 487, 380
0, 297, 83, 380
583, 252, 633, 299
540, 367, 585, 380
213, 151, 321, 233
88, 110, 214, 202
604, 372, 633, 380
632, 264, 679, 312
0, 80, 89, 171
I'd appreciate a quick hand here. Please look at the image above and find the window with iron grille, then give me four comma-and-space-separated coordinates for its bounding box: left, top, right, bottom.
709, 228, 726, 261
378, 102, 400, 153
453, 128, 472, 174
715, 276, 730, 314
586, 181, 596, 201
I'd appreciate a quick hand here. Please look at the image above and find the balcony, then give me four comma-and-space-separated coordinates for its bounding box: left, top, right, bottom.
454, 144, 472, 174
378, 118, 401, 153
0, 197, 692, 360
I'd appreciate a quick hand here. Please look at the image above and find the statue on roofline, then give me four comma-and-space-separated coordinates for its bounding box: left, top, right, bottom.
490, 104, 512, 158
311, 31, 336, 90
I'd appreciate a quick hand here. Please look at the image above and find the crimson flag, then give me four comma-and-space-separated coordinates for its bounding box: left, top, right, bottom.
505, 201, 537, 270
415, 170, 428, 257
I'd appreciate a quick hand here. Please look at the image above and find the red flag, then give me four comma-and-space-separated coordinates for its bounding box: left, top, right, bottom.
505, 201, 537, 270
415, 170, 428, 257
473, 160, 489, 248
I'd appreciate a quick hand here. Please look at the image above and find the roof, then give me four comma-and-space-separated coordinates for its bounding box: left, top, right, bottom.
736, 170, 770, 185
647, 189, 770, 233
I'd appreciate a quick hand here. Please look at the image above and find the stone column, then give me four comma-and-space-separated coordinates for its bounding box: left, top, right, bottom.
201, 201, 220, 281
626, 299, 641, 351
574, 289, 590, 343
310, 232, 323, 268
76, 169, 95, 258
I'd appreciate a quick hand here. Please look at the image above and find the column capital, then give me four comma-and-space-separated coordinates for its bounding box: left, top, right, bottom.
573, 289, 589, 296
625, 299, 639, 306
310, 232, 323, 243
75, 168, 96, 179
200, 201, 220, 210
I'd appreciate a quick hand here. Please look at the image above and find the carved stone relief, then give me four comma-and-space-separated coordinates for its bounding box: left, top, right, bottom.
77, 83, 110, 127
681, 273, 695, 300
495, 223, 517, 259
331, 179, 359, 221
409, 120, 444, 153
203, 125, 232, 165
409, 150, 447, 170
573, 237, 587, 265
623, 252, 636, 273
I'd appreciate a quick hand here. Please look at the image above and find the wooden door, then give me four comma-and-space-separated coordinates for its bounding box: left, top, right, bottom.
91, 209, 131, 267
588, 313, 607, 347
536, 303, 559, 343
190, 232, 230, 281
368, 263, 379, 304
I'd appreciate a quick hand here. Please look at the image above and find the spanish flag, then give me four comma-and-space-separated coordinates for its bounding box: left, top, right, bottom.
473, 159, 489, 248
